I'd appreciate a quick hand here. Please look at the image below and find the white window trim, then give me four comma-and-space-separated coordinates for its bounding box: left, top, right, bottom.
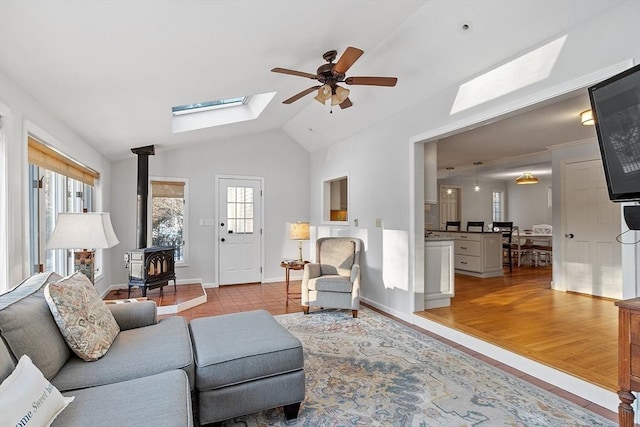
0, 109, 8, 293
148, 176, 189, 267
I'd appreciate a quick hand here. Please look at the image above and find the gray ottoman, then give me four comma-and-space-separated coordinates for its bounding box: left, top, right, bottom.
189, 310, 305, 425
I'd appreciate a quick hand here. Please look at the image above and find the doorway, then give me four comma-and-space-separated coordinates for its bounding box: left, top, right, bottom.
216, 176, 263, 285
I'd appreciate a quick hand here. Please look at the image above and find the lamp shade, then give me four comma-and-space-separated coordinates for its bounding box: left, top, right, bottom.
515, 172, 539, 185
47, 212, 119, 249
289, 222, 310, 241
314, 85, 332, 105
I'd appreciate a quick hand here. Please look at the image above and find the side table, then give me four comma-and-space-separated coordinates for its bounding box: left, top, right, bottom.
280, 261, 308, 305
615, 297, 640, 427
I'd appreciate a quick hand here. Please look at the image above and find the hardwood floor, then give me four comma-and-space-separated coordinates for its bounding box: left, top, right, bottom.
105, 271, 618, 423
415, 263, 619, 393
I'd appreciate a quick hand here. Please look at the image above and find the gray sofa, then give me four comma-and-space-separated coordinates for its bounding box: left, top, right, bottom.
0, 272, 195, 427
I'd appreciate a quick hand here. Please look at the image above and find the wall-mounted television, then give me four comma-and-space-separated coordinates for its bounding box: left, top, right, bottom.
588, 63, 640, 202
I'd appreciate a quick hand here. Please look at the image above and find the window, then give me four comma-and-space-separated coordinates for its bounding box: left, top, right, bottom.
27, 137, 97, 276
150, 178, 188, 265
226, 186, 254, 234
492, 190, 504, 223
322, 175, 349, 223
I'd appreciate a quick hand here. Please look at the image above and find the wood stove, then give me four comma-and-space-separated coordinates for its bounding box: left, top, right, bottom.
126, 145, 177, 297
126, 246, 176, 297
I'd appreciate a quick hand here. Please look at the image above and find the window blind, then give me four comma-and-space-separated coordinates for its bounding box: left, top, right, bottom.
151, 180, 185, 198
27, 136, 99, 186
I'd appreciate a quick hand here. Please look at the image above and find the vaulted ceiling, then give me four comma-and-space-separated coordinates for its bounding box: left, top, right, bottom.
0, 1, 620, 161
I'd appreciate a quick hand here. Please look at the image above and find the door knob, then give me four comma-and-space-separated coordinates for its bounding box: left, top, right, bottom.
221, 238, 226, 242
565, 233, 574, 239
220, 222, 225, 227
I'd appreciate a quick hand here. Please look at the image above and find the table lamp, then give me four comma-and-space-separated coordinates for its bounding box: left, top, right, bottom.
289, 222, 309, 263
47, 212, 119, 283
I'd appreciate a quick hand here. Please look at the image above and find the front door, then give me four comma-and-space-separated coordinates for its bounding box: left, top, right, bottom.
563, 159, 621, 298
217, 177, 262, 285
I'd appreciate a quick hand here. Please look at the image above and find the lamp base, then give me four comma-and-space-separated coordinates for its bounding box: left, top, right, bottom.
297, 245, 304, 263
74, 250, 95, 284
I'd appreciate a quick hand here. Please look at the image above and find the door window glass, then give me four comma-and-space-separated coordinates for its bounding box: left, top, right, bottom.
227, 186, 254, 234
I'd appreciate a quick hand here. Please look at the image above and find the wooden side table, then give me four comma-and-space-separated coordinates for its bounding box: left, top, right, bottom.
615, 297, 640, 427
280, 261, 308, 305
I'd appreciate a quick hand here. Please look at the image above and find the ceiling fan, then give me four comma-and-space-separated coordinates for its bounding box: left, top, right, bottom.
271, 46, 397, 110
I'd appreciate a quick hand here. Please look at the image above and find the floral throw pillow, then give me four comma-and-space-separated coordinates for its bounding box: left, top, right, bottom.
44, 271, 120, 362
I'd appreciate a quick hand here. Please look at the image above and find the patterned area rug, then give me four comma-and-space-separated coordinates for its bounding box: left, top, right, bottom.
222, 307, 615, 426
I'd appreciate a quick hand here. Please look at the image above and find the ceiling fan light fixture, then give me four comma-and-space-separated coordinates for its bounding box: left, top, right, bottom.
314, 84, 332, 105
581, 109, 594, 125
515, 172, 539, 185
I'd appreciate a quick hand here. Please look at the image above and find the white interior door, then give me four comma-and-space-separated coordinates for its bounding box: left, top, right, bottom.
218, 177, 262, 285
563, 159, 621, 298
439, 186, 459, 229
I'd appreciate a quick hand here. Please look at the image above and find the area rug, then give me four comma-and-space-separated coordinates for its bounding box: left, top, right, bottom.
222, 307, 615, 426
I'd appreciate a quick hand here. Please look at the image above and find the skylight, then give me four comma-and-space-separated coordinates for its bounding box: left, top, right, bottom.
171, 92, 276, 133
172, 97, 247, 116
450, 35, 567, 115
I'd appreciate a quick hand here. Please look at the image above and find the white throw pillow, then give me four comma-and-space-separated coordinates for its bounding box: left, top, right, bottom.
0, 355, 74, 427
45, 271, 120, 362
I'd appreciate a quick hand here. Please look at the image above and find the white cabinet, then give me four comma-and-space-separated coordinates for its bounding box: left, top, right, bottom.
427, 231, 502, 278
424, 239, 455, 308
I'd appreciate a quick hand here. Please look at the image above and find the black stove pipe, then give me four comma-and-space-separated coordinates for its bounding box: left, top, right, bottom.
131, 145, 155, 249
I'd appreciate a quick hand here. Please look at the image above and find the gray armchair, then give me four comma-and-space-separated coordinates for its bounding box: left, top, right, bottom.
301, 237, 362, 318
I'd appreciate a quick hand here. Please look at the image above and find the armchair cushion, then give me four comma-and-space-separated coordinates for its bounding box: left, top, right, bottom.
318, 239, 356, 276
307, 275, 352, 293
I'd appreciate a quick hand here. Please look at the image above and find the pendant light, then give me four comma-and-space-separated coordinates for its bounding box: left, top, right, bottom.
515, 172, 539, 185
446, 167, 454, 195
473, 162, 482, 192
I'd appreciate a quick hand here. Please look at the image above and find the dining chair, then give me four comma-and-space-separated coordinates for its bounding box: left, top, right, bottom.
445, 221, 461, 231
532, 224, 552, 266
492, 221, 514, 272
510, 226, 533, 266
466, 221, 485, 232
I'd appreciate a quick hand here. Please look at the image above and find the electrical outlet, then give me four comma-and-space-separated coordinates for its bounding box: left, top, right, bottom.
376, 218, 382, 227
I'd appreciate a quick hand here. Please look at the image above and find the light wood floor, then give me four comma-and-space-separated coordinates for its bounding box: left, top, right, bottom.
416, 263, 619, 392
105, 272, 618, 423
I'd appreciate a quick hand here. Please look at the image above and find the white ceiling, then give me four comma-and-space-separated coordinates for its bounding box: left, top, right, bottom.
0, 1, 619, 162
436, 91, 598, 181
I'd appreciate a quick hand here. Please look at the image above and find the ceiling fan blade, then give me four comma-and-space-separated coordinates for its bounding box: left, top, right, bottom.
271, 67, 318, 79
339, 98, 353, 109
333, 47, 364, 75
345, 76, 398, 87
282, 86, 321, 104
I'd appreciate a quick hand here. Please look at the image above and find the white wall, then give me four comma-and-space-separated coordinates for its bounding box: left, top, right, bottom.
507, 175, 552, 230
0, 71, 112, 293
310, 1, 640, 320
108, 129, 310, 287
433, 176, 509, 229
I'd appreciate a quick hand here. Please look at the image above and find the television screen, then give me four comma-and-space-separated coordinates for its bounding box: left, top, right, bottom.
588, 63, 640, 202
